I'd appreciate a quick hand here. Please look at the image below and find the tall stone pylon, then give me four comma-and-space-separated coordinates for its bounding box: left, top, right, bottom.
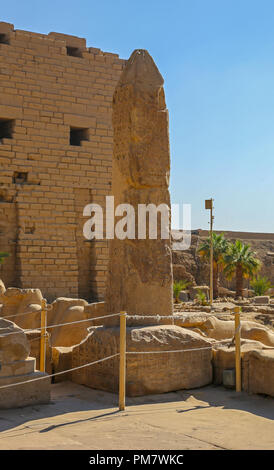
106, 49, 173, 321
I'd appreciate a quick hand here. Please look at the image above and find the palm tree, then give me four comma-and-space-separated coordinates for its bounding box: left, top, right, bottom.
223, 240, 261, 298
197, 233, 229, 298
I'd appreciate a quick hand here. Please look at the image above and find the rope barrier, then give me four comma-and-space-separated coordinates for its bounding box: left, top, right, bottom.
0, 353, 120, 390
1, 309, 42, 320
0, 310, 242, 339
126, 340, 228, 355
0, 312, 121, 338
126, 313, 234, 319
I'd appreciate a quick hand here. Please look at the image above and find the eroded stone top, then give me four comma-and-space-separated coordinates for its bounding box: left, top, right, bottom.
118, 49, 164, 91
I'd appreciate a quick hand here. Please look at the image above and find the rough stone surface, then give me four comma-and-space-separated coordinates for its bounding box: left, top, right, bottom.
0, 357, 36, 377
47, 297, 91, 347
0, 23, 125, 301
51, 346, 73, 383
212, 339, 266, 385
253, 296, 270, 305
0, 318, 30, 362
179, 291, 189, 302
189, 286, 209, 301
71, 325, 213, 396
83, 301, 107, 326
105, 49, 173, 323
0, 371, 50, 409
0, 287, 43, 330
0, 279, 6, 295
173, 312, 213, 328
25, 329, 51, 375
243, 350, 274, 397
198, 316, 274, 346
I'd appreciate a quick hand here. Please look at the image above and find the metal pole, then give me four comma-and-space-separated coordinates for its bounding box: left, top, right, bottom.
234, 306, 241, 392
119, 311, 126, 411
210, 199, 214, 306
40, 298, 47, 373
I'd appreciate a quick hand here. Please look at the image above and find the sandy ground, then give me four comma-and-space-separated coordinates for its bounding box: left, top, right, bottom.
0, 382, 274, 450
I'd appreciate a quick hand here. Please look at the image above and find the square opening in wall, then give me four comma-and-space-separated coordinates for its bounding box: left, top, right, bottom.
70, 127, 89, 146
13, 172, 28, 184
0, 34, 9, 45
0, 119, 14, 141
66, 46, 82, 58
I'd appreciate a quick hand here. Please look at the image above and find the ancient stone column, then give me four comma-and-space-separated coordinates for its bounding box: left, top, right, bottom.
106, 49, 173, 321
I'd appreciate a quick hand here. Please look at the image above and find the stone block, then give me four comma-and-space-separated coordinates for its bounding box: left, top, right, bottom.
0, 371, 50, 409
0, 318, 30, 362
243, 350, 274, 397
253, 296, 270, 305
71, 325, 213, 396
189, 286, 209, 301
0, 357, 36, 377
51, 346, 72, 383
212, 340, 265, 386
223, 368, 235, 388
179, 290, 189, 302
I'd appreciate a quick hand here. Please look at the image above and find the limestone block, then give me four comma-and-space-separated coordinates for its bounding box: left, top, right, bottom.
0, 318, 30, 362
48, 297, 91, 348
222, 369, 235, 388
189, 286, 209, 301
198, 316, 274, 347
173, 312, 213, 328
243, 350, 274, 397
0, 357, 36, 377
212, 340, 265, 385
0, 287, 43, 330
218, 287, 236, 297
0, 371, 50, 409
253, 296, 270, 305
84, 301, 106, 326
179, 290, 189, 302
51, 346, 72, 383
0, 22, 14, 33
71, 325, 213, 396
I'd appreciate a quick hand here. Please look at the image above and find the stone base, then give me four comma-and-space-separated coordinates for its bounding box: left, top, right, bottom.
51, 346, 72, 383
243, 350, 274, 397
0, 357, 51, 409
71, 325, 213, 396
212, 340, 264, 386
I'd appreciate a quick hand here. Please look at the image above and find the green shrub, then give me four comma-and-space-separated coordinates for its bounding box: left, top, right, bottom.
0, 252, 9, 264
173, 280, 190, 303
195, 289, 208, 306
250, 276, 273, 296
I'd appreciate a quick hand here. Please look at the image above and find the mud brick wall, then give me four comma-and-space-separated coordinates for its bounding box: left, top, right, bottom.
0, 22, 125, 301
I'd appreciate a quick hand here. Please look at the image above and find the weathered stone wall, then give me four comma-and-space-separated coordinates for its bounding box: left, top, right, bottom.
0, 22, 125, 301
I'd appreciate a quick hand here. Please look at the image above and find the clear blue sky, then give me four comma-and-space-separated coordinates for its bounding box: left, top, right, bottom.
2, 0, 274, 233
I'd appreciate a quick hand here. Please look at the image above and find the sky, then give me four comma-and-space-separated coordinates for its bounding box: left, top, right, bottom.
1, 0, 274, 233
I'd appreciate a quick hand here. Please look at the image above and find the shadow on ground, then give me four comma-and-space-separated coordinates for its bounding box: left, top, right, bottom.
0, 381, 273, 436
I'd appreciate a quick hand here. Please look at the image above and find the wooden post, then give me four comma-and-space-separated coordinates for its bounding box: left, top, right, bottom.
234, 306, 241, 392
119, 311, 126, 411
205, 198, 214, 306
40, 298, 47, 373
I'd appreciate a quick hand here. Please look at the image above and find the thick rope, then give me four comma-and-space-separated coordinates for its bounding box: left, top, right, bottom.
0, 353, 119, 390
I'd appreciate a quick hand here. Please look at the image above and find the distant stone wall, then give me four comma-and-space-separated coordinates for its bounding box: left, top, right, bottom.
0, 22, 125, 301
